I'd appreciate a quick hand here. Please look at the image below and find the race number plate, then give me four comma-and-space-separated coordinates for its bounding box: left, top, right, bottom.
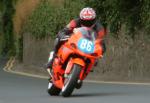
77, 38, 94, 54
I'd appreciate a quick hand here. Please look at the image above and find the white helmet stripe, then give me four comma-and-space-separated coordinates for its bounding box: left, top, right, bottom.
80, 7, 96, 20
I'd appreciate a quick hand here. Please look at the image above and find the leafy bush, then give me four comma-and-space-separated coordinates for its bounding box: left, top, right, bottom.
17, 0, 150, 61
23, 0, 150, 39
23, 0, 85, 39
85, 0, 121, 36
1, 0, 15, 56
141, 0, 150, 35
0, 0, 3, 35
13, 0, 40, 35
0, 12, 2, 55
86, 0, 150, 38
0, 1, 3, 55
0, 13, 1, 31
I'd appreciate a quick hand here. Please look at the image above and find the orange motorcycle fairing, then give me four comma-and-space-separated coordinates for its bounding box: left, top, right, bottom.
51, 27, 103, 90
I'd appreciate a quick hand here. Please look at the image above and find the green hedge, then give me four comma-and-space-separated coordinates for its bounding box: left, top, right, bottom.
0, 0, 15, 56
0, 0, 2, 35
18, 0, 150, 61
0, 17, 1, 35
86, 0, 150, 38
23, 0, 85, 39
23, 0, 150, 39
141, 0, 150, 35
0, 1, 2, 55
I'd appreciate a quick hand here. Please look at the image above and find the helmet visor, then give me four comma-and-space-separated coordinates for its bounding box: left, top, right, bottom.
80, 19, 96, 27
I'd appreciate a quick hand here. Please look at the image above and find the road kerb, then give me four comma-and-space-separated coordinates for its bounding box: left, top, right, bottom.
3, 57, 13, 71
3, 57, 150, 86
3, 56, 48, 79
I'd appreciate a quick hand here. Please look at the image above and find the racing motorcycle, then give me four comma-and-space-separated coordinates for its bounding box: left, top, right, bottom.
47, 27, 103, 97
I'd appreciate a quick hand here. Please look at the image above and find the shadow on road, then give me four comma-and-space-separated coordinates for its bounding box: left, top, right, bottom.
71, 92, 129, 98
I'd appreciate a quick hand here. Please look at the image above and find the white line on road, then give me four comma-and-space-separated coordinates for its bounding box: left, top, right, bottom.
3, 57, 150, 86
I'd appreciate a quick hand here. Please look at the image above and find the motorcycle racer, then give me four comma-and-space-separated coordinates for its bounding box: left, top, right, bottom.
46, 7, 107, 76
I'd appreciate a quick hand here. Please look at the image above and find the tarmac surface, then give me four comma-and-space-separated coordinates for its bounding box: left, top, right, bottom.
0, 58, 150, 103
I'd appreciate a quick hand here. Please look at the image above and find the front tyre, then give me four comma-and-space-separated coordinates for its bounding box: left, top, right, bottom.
61, 64, 82, 97
47, 81, 61, 96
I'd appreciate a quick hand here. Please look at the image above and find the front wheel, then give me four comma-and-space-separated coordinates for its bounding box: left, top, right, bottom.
47, 81, 61, 96
61, 64, 82, 97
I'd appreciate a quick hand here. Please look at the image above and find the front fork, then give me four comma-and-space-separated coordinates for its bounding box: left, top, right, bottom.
52, 57, 92, 89
47, 68, 53, 78
64, 58, 86, 80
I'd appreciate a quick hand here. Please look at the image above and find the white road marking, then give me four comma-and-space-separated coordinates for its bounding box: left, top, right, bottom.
3, 57, 150, 86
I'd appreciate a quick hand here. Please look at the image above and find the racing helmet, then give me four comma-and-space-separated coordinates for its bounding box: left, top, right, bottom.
79, 7, 96, 27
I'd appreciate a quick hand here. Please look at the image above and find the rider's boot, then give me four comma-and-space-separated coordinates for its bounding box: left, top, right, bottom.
46, 51, 55, 81
47, 51, 55, 69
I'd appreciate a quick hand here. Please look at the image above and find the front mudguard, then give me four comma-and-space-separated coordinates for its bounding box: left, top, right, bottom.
72, 58, 86, 67
65, 58, 85, 80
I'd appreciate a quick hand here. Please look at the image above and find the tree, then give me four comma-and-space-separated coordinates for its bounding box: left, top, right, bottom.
1, 0, 15, 55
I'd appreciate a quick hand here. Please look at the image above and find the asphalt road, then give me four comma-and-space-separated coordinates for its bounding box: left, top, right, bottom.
0, 58, 150, 103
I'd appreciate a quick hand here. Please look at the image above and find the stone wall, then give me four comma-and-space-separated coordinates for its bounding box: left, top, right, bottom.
23, 32, 150, 81
23, 33, 54, 68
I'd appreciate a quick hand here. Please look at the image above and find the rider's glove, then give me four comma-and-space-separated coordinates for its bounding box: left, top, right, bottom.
60, 35, 70, 41
57, 31, 69, 40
